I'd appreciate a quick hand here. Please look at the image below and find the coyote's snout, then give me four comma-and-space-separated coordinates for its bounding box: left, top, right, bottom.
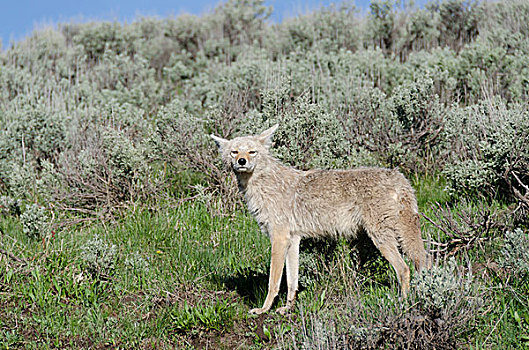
211, 124, 430, 315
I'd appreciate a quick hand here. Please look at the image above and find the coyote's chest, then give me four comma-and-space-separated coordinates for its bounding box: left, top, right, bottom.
238, 172, 296, 228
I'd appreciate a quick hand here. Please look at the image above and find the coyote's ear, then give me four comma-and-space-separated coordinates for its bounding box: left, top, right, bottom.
257, 124, 279, 147
210, 134, 229, 151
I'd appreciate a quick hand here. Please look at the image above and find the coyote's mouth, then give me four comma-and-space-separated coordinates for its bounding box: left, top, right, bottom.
234, 165, 252, 173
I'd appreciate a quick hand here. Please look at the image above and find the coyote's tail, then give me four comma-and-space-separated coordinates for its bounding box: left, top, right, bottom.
397, 186, 430, 272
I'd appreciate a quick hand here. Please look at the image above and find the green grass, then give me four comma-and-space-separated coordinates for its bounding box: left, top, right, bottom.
412, 172, 450, 209
0, 202, 272, 348
0, 177, 527, 348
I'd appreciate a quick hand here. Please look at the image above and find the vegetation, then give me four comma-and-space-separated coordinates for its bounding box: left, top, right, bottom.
1, 0, 528, 348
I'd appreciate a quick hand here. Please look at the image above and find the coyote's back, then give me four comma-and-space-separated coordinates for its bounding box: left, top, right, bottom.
211, 124, 430, 314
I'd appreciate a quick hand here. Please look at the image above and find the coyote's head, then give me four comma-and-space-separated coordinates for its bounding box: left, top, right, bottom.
211, 124, 278, 174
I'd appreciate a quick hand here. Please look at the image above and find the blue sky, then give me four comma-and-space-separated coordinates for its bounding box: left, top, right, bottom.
0, 0, 395, 49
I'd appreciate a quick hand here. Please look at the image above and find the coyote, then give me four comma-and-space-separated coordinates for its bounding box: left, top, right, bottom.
211, 124, 429, 315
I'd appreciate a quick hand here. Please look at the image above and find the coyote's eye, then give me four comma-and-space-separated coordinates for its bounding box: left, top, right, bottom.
248, 151, 257, 156
231, 150, 238, 156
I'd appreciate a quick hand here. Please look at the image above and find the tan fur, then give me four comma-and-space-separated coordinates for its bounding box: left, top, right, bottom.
211, 124, 430, 314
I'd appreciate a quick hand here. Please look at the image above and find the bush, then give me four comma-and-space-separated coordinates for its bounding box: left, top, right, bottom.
283, 258, 482, 350
20, 203, 50, 239
124, 251, 150, 275
412, 258, 473, 313
251, 92, 353, 170
150, 97, 239, 206
0, 102, 66, 166
52, 129, 152, 210
210, 0, 271, 48
427, 0, 482, 52
268, 3, 359, 54
80, 234, 117, 278
442, 99, 529, 205
499, 228, 529, 277
387, 77, 444, 171
0, 195, 21, 216
73, 22, 131, 60
342, 76, 444, 172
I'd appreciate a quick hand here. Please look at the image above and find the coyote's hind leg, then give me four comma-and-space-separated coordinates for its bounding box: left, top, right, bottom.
363, 214, 411, 295
375, 237, 411, 295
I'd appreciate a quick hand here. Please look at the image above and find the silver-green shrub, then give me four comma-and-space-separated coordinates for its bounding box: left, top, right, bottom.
387, 77, 444, 170
20, 203, 50, 239
442, 99, 529, 199
124, 251, 150, 274
1, 0, 528, 212
80, 234, 117, 277
428, 0, 481, 52
255, 92, 353, 170
499, 228, 529, 277
0, 102, 66, 178
102, 128, 148, 192
443, 159, 498, 197
2, 163, 38, 200
412, 258, 473, 313
73, 22, 130, 60
268, 3, 359, 54
339, 75, 444, 172
211, 0, 271, 47
286, 260, 482, 349
0, 195, 22, 216
0, 104, 66, 162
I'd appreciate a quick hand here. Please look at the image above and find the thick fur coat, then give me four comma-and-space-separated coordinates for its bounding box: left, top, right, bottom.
212, 124, 429, 314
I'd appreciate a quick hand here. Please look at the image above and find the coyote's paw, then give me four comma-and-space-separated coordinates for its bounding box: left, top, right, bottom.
275, 306, 291, 315
249, 307, 269, 315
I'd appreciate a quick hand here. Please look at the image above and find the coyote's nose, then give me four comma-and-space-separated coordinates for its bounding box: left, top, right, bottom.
238, 158, 247, 166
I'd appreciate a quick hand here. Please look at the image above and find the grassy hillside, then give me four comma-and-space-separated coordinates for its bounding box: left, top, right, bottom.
0, 0, 528, 348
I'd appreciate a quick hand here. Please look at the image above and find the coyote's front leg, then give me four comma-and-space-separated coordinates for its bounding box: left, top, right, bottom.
276, 235, 300, 315
249, 226, 290, 315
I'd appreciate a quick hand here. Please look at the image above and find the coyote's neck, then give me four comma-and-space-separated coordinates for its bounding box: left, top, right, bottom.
235, 157, 299, 227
